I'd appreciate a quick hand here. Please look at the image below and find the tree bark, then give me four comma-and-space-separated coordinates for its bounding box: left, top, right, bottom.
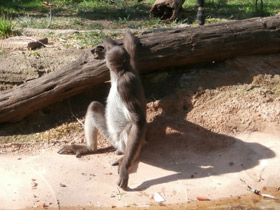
0, 15, 280, 123
150, 0, 185, 22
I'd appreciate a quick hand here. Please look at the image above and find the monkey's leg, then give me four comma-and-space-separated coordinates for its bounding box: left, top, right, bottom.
58, 101, 109, 158
117, 123, 145, 189
197, 0, 205, 25
111, 122, 133, 166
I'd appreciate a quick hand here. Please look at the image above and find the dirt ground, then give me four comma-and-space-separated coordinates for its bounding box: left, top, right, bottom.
0, 33, 280, 209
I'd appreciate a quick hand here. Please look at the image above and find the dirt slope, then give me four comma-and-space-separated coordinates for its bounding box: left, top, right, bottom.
0, 52, 280, 209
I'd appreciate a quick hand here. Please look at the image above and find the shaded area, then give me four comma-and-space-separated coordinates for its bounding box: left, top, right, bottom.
76, 4, 150, 21
138, 119, 275, 190
0, 82, 110, 143
0, 1, 151, 21
143, 53, 280, 102
0, 0, 47, 14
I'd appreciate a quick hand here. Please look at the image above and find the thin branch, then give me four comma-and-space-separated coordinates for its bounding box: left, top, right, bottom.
47, 0, 53, 29
240, 178, 279, 200
67, 99, 84, 127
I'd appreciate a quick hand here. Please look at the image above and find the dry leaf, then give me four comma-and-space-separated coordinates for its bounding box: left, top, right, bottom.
197, 196, 210, 201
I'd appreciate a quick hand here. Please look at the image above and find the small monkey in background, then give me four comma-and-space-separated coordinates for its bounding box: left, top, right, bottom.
58, 32, 146, 189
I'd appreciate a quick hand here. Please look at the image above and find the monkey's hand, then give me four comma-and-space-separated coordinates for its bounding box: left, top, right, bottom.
57, 145, 90, 158
117, 166, 129, 190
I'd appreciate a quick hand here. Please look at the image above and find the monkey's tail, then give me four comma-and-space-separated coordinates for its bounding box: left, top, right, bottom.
123, 32, 140, 71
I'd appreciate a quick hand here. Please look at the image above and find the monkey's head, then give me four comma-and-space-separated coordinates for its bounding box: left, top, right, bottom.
105, 46, 130, 74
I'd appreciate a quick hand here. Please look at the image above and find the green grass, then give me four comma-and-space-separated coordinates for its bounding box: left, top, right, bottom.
0, 50, 6, 56
0, 0, 46, 14
47, 31, 119, 48
67, 31, 109, 47
0, 15, 19, 38
183, 0, 280, 24
0, 0, 279, 32
0, 15, 13, 38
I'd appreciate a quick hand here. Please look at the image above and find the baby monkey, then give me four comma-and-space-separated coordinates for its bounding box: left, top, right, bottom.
58, 32, 146, 189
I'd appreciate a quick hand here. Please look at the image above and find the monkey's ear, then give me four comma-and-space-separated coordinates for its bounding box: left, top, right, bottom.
103, 38, 118, 51
124, 32, 140, 46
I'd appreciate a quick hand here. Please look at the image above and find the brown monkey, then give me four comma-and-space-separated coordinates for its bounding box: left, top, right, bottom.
58, 32, 146, 189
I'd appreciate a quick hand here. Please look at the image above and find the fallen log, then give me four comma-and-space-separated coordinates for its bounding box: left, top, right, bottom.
0, 15, 280, 123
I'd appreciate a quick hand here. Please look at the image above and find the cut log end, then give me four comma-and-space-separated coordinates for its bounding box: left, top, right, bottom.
150, 0, 185, 22
150, 4, 174, 20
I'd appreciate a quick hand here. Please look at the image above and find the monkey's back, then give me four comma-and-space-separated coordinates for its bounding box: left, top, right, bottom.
104, 33, 146, 152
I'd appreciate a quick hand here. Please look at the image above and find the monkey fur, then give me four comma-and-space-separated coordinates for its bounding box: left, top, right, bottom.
58, 32, 146, 189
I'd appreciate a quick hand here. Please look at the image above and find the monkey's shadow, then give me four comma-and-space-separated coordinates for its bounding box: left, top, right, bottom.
132, 95, 275, 191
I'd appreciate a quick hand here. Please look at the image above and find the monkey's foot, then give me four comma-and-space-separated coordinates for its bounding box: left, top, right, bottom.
117, 168, 129, 190
57, 145, 91, 158
197, 9, 205, 25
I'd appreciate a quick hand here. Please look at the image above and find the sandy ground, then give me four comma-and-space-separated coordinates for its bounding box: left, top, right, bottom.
1, 51, 280, 209
0, 130, 280, 209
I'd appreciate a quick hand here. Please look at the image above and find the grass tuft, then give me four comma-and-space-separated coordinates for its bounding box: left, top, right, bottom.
0, 15, 14, 39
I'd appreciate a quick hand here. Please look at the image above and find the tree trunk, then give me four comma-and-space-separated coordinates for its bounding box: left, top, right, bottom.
150, 0, 185, 22
0, 15, 280, 123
